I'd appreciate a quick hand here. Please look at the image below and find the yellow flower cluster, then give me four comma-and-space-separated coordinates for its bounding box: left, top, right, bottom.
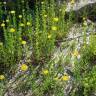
19, 22, 31, 26
6, 19, 9, 23
53, 17, 59, 22
70, 0, 75, 4
73, 49, 79, 57
19, 37, 22, 41
20, 64, 28, 71
61, 74, 70, 81
83, 21, 87, 26
54, 74, 70, 81
42, 69, 49, 75
48, 34, 52, 39
0, 42, 3, 46
0, 75, 5, 80
19, 15, 22, 18
83, 17, 86, 21
27, 22, 31, 26
20, 23, 25, 27
41, 2, 44, 4
21, 40, 27, 45
1, 23, 5, 27
10, 28, 15, 33
10, 10, 15, 14
52, 26, 57, 31
44, 15, 47, 18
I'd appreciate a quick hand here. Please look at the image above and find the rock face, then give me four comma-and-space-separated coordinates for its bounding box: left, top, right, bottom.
66, 0, 96, 12
65, 0, 96, 22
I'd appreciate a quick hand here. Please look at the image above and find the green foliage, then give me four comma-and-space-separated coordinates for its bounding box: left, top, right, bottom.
73, 40, 96, 95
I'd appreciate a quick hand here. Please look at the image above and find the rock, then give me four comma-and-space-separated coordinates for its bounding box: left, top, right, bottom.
66, 0, 96, 12
65, 0, 96, 23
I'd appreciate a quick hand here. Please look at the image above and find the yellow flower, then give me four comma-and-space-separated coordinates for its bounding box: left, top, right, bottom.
41, 2, 44, 4
19, 15, 22, 18
83, 17, 86, 21
84, 83, 89, 87
44, 15, 47, 18
83, 21, 87, 26
1, 23, 5, 27
20, 64, 28, 71
20, 23, 25, 27
73, 49, 79, 57
0, 75, 5, 80
52, 26, 57, 31
48, 34, 52, 39
42, 69, 49, 75
53, 17, 59, 22
6, 19, 9, 23
10, 10, 15, 14
70, 0, 75, 4
61, 74, 70, 81
21, 40, 26, 45
27, 22, 31, 26
19, 37, 22, 41
10, 28, 15, 33
0, 42, 3, 46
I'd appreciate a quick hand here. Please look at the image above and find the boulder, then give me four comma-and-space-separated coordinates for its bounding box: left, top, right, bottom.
65, 0, 96, 22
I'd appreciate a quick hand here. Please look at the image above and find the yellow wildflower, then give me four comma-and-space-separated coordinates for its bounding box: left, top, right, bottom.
83, 17, 86, 21
48, 34, 52, 39
1, 23, 5, 27
10, 10, 15, 14
53, 17, 59, 22
73, 49, 79, 57
44, 14, 47, 18
27, 22, 31, 26
0, 75, 5, 80
20, 64, 28, 71
83, 21, 87, 26
0, 42, 3, 46
41, 2, 44, 4
19, 15, 22, 18
10, 28, 15, 33
19, 37, 22, 41
20, 23, 25, 27
71, 0, 75, 4
61, 74, 70, 81
21, 40, 26, 45
6, 19, 9, 23
84, 83, 89, 87
42, 69, 49, 75
52, 26, 57, 31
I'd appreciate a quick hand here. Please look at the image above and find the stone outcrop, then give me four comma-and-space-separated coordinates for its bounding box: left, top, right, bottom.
65, 0, 96, 22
